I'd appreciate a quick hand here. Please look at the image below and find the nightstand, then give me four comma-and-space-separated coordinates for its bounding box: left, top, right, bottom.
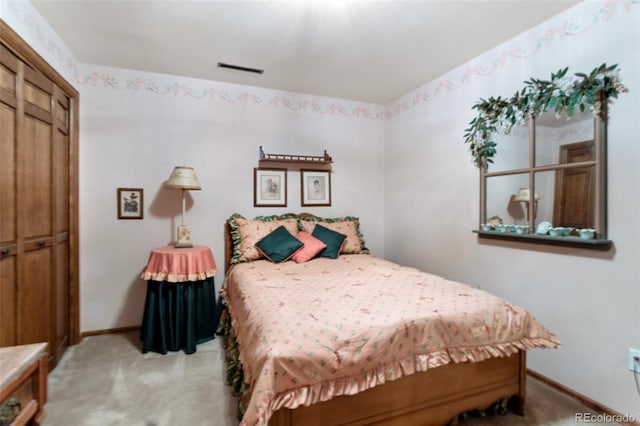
140, 245, 218, 354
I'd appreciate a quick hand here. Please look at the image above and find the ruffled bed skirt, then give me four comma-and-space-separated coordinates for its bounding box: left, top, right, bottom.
218, 300, 250, 420
217, 298, 513, 426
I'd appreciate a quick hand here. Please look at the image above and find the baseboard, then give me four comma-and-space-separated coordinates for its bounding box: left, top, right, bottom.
527, 369, 639, 426
80, 325, 141, 337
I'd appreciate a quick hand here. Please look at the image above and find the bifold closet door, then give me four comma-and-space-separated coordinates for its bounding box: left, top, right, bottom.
19, 61, 55, 348
0, 43, 19, 347
0, 40, 71, 367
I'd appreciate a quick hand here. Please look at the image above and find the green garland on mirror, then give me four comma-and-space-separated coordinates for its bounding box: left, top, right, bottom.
463, 63, 628, 169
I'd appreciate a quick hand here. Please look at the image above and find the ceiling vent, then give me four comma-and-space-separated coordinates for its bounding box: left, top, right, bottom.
217, 62, 264, 74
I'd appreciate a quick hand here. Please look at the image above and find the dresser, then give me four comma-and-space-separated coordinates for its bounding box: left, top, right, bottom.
0, 343, 47, 425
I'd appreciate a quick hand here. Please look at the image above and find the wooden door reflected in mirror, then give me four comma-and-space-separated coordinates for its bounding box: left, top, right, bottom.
552, 140, 595, 230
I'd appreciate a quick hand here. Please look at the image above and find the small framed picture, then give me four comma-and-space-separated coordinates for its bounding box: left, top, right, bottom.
254, 168, 287, 207
117, 188, 144, 219
301, 169, 331, 206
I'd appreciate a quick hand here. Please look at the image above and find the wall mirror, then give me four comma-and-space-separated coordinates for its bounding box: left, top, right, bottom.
464, 64, 628, 249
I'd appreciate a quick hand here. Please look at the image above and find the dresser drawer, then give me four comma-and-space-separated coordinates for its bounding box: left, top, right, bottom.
0, 345, 47, 426
0, 375, 38, 426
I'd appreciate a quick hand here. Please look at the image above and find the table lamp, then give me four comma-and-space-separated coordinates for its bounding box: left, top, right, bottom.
165, 166, 202, 248
514, 187, 541, 222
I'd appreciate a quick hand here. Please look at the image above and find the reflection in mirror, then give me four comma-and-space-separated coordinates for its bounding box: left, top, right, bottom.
514, 188, 540, 222
554, 164, 595, 230
535, 110, 595, 167
486, 174, 529, 226
533, 170, 557, 231
489, 122, 529, 173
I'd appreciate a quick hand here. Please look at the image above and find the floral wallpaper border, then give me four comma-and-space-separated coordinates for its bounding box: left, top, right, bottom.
385, 0, 636, 119
5, 0, 635, 121
77, 66, 384, 120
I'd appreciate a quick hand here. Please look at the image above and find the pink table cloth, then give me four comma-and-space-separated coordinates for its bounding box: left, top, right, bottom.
141, 245, 218, 282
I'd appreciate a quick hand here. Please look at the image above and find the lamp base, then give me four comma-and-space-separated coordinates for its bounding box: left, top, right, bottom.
175, 225, 193, 248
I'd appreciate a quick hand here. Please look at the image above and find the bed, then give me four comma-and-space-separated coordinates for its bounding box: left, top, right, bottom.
220, 213, 560, 426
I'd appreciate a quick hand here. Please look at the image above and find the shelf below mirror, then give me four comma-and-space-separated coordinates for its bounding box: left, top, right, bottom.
473, 230, 612, 251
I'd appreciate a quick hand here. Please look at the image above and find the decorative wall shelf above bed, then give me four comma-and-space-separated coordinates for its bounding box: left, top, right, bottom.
259, 146, 333, 171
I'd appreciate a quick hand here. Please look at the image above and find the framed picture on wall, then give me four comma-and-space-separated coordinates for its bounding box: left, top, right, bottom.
117, 188, 144, 219
301, 169, 331, 206
254, 168, 287, 207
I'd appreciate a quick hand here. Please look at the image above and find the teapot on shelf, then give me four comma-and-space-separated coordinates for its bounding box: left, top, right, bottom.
535, 221, 553, 235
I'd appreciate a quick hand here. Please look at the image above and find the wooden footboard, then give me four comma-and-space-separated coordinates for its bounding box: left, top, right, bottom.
269, 351, 526, 426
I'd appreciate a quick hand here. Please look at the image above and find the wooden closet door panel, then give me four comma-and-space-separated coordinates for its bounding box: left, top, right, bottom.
20, 247, 52, 344
55, 119, 69, 233
0, 44, 19, 349
23, 65, 53, 112
22, 64, 54, 241
0, 63, 17, 97
0, 102, 17, 244
1, 44, 18, 246
22, 116, 53, 240
0, 96, 18, 349
54, 239, 69, 361
0, 43, 18, 97
0, 254, 17, 346
53, 90, 70, 361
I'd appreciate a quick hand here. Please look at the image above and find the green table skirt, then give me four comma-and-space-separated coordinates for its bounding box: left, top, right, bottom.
140, 277, 217, 354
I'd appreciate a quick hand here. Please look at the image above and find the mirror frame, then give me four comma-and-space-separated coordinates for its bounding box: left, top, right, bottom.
477, 98, 610, 249
465, 65, 628, 249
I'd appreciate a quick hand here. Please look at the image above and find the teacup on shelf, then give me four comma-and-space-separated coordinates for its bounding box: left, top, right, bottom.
559, 227, 573, 236
494, 224, 506, 232
577, 228, 595, 239
548, 227, 563, 237
550, 226, 573, 237
548, 227, 573, 237
481, 224, 492, 232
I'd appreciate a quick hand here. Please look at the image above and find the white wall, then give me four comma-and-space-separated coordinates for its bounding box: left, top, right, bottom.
385, 1, 639, 419
77, 66, 385, 331
2, 0, 385, 333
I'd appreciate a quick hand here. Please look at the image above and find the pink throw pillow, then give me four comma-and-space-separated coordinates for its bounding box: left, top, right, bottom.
292, 231, 327, 263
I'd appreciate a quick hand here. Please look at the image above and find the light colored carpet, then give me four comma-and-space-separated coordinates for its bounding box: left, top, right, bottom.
42, 332, 617, 426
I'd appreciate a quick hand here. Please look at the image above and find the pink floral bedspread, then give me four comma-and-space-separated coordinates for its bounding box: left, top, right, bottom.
222, 255, 560, 426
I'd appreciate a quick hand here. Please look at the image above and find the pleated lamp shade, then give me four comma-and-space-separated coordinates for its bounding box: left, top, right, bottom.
165, 166, 202, 190
514, 187, 540, 202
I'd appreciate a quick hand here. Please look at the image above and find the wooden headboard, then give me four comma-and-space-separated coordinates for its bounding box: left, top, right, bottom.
224, 212, 319, 273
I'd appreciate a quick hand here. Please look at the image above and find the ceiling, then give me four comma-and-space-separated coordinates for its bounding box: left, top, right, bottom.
32, 0, 581, 104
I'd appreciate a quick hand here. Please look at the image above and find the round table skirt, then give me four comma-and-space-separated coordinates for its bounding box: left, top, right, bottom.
140, 277, 217, 354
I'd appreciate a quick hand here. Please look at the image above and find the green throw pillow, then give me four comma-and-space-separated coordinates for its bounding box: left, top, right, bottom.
255, 226, 304, 263
312, 224, 346, 259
